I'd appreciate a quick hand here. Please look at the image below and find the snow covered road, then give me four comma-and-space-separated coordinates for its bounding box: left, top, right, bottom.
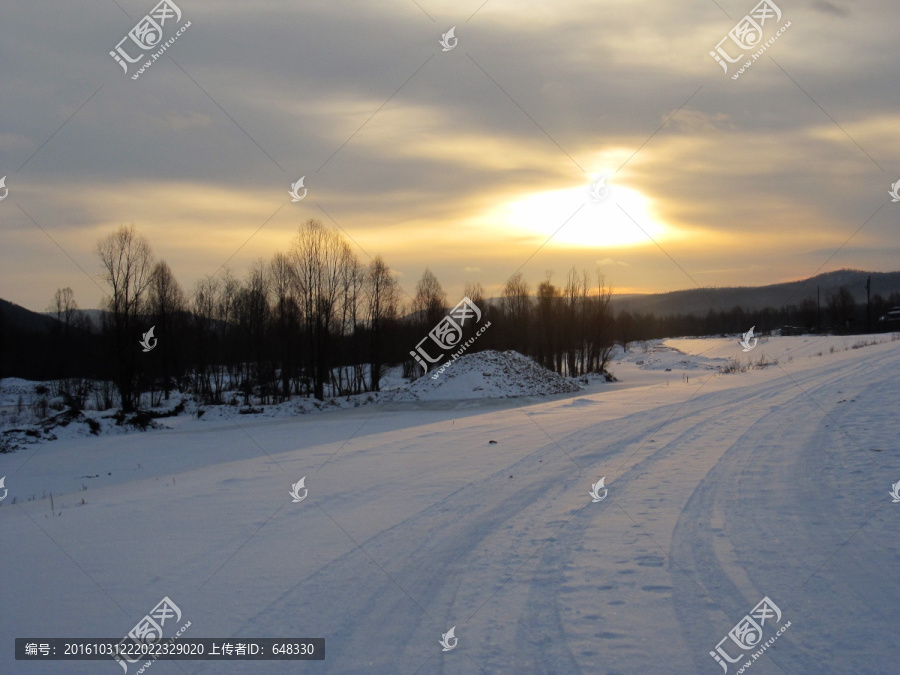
1, 337, 898, 674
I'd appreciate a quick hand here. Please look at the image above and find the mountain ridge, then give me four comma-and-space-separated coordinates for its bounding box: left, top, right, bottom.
608, 269, 900, 316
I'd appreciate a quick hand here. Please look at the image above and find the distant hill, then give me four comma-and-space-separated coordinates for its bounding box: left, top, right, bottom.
609, 269, 900, 316
0, 299, 60, 379
0, 298, 60, 335
0, 299, 99, 379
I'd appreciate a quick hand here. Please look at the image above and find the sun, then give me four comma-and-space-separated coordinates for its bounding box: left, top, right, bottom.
497, 178, 667, 248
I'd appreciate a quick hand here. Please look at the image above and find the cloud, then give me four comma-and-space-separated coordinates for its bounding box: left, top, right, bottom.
0, 0, 897, 310
812, 1, 851, 17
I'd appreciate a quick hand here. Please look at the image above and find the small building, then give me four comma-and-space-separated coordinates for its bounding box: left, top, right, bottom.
877, 307, 900, 329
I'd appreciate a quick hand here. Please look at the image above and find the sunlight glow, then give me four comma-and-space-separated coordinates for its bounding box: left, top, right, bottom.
497, 178, 667, 248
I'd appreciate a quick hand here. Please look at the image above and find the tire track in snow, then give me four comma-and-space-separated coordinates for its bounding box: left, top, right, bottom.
670, 346, 900, 673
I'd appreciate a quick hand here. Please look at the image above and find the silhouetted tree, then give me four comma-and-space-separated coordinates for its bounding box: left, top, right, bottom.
269, 251, 300, 401
366, 255, 400, 391
147, 260, 186, 400
501, 272, 530, 356
413, 268, 447, 328
47, 288, 92, 410
535, 274, 560, 372
96, 225, 155, 411
827, 287, 856, 333
290, 219, 357, 400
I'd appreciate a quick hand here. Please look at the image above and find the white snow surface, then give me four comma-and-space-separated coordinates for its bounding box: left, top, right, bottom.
1, 334, 899, 674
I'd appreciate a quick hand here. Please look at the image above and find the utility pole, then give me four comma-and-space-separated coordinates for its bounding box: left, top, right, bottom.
817, 286, 820, 332
866, 275, 871, 333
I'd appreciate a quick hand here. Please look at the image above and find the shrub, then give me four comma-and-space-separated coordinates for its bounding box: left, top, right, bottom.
719, 357, 747, 374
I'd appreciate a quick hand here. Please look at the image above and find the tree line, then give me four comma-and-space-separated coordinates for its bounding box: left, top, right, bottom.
614, 285, 900, 347
29, 221, 619, 412
5, 220, 896, 413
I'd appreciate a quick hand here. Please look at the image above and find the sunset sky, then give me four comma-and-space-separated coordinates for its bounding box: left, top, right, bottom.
1, 0, 899, 312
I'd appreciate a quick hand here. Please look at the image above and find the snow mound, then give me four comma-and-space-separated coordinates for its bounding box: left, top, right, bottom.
393, 350, 582, 401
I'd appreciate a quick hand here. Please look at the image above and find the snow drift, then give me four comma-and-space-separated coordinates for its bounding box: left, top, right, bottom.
394, 349, 582, 401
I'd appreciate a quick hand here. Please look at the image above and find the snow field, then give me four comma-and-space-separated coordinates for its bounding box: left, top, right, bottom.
1, 335, 898, 673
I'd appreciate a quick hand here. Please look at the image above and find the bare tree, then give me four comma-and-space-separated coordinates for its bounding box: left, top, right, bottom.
191, 276, 224, 403
501, 272, 530, 355
462, 281, 487, 344
235, 260, 272, 403
366, 255, 400, 391
589, 273, 615, 374
148, 262, 185, 319
827, 286, 856, 333
47, 288, 91, 410
463, 281, 485, 308
49, 287, 79, 326
617, 310, 636, 353
413, 268, 447, 328
338, 253, 366, 395
535, 273, 560, 372
147, 261, 186, 400
269, 251, 300, 400
96, 225, 155, 411
290, 219, 357, 400
218, 268, 241, 389
563, 268, 582, 376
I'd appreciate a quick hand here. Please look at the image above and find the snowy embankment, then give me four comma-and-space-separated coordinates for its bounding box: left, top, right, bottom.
3, 334, 896, 451
0, 350, 588, 451
1, 333, 898, 673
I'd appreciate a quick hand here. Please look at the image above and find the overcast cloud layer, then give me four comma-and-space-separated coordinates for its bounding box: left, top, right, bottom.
1, 0, 898, 311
